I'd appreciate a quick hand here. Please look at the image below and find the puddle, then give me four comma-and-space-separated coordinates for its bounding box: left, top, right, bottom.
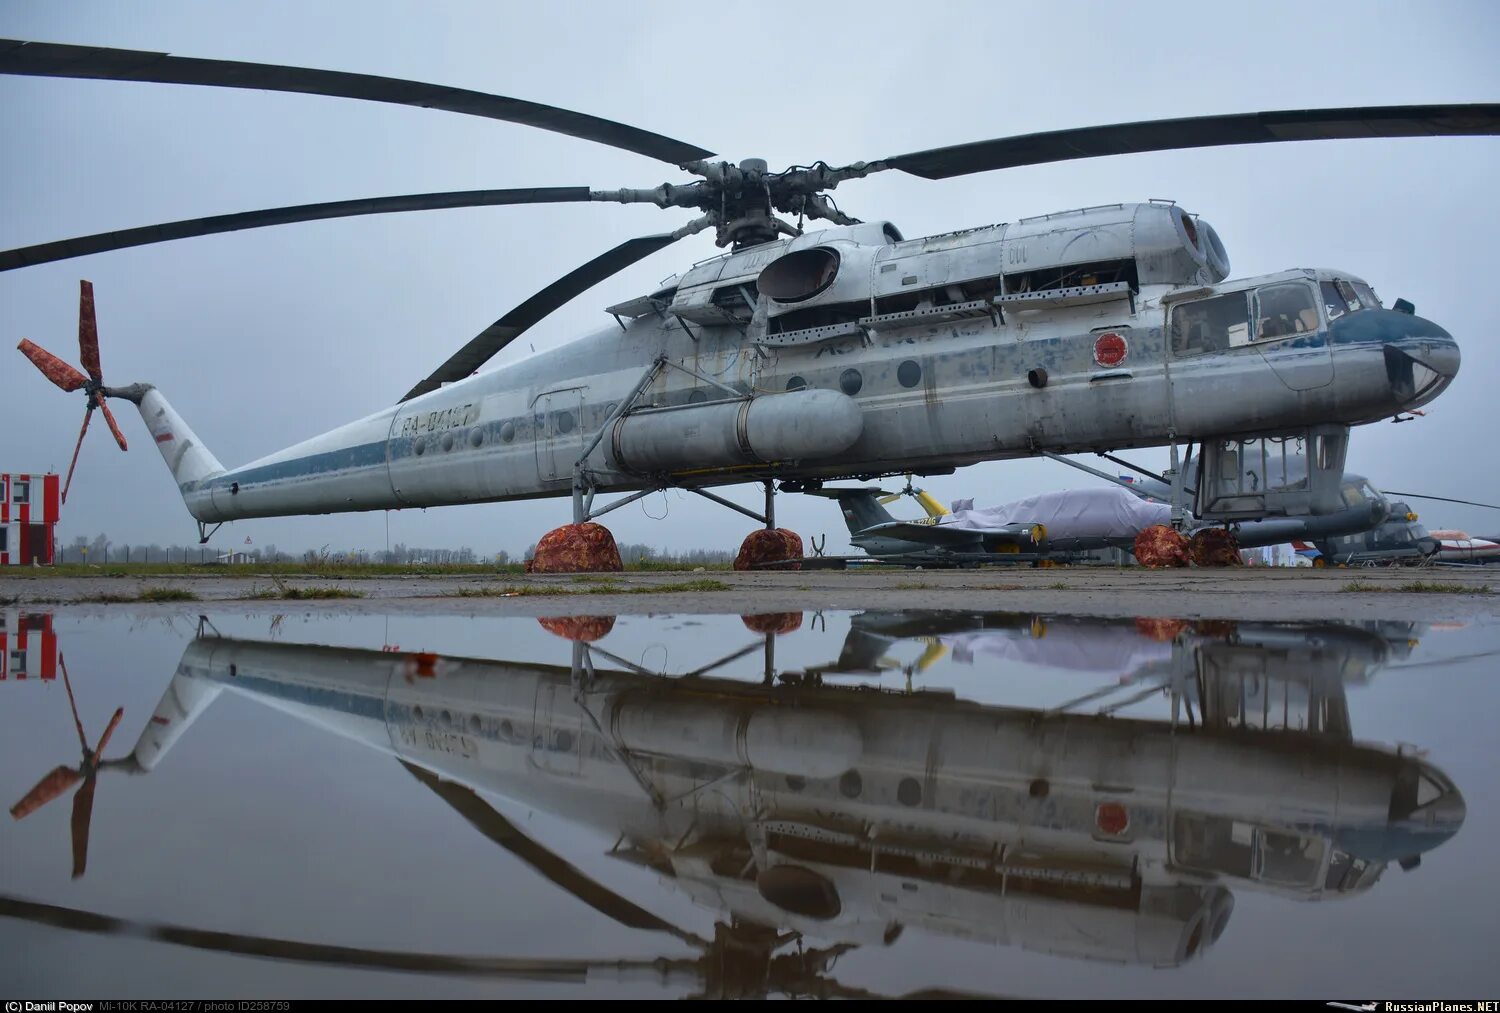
2, 607, 1495, 998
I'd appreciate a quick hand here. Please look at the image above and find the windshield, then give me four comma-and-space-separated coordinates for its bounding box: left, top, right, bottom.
1334, 278, 1382, 312
1352, 281, 1382, 309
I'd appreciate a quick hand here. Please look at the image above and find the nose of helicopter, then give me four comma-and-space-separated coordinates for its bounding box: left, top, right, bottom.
1332, 308, 1460, 411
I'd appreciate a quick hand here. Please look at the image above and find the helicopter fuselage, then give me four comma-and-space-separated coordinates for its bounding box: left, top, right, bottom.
132, 203, 1459, 524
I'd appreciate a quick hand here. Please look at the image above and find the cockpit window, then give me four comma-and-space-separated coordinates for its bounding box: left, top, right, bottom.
1351, 281, 1381, 309
1341, 483, 1367, 508
1171, 292, 1250, 356
1321, 281, 1348, 319
1172, 813, 1328, 888
1257, 829, 1326, 886
1336, 279, 1362, 311
1254, 282, 1320, 341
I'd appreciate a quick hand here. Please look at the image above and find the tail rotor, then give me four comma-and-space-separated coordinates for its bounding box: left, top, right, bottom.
16, 280, 129, 503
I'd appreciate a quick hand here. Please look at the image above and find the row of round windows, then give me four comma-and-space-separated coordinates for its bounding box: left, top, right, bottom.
785, 359, 923, 396
411, 421, 519, 456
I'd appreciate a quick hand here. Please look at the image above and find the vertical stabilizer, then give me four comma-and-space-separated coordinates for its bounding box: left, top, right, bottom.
130, 386, 225, 488
803, 487, 899, 536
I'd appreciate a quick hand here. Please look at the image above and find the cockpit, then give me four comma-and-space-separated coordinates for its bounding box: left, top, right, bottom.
1170, 270, 1380, 357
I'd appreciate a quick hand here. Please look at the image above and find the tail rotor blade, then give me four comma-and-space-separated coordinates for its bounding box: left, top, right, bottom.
77, 280, 102, 381
70, 776, 97, 879
93, 708, 125, 758
95, 392, 128, 451
9, 766, 83, 820
17, 339, 88, 392
62, 407, 95, 505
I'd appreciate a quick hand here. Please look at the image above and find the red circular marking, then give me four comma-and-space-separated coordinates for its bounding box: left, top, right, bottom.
1096, 801, 1130, 835
1094, 332, 1128, 367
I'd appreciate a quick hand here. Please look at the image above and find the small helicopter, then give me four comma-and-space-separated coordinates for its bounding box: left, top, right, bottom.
3, 39, 1493, 563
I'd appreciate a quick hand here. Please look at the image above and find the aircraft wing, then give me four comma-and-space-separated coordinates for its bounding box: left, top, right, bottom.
860, 521, 997, 548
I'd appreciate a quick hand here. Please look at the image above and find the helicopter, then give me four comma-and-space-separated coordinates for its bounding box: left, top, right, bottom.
3, 610, 1464, 993
2, 39, 1492, 566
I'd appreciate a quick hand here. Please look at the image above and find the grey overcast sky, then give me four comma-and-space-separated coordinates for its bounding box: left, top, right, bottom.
2, 0, 1497, 557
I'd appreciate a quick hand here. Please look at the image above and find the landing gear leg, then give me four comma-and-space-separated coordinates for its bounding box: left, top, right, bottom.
764, 479, 776, 531
1168, 441, 1188, 530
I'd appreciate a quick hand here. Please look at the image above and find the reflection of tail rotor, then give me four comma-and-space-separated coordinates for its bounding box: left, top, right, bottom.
9, 653, 125, 878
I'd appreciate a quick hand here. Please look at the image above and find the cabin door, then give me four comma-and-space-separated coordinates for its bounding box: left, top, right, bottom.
533, 388, 585, 484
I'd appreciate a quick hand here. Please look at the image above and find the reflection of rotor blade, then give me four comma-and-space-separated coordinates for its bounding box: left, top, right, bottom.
9, 766, 82, 820
0, 39, 715, 165
69, 775, 97, 879
0, 894, 685, 983
1383, 491, 1500, 511
400, 762, 705, 946
399, 230, 696, 402
883, 104, 1500, 180
94, 707, 125, 757
59, 653, 89, 752
0, 189, 603, 272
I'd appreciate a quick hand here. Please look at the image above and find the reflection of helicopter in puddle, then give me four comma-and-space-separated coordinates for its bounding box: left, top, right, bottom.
4, 611, 1464, 995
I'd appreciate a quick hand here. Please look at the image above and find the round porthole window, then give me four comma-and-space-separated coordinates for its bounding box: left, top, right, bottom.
897, 360, 922, 388
441, 433, 455, 453
839, 769, 863, 799
786, 375, 807, 392
469, 427, 485, 448
500, 421, 516, 443
557, 411, 575, 434
413, 438, 426, 456
688, 389, 708, 404
897, 777, 922, 807
839, 368, 863, 396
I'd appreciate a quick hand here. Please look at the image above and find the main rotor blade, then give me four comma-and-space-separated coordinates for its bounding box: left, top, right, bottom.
400, 231, 686, 402
884, 104, 1500, 180
1384, 491, 1500, 511
0, 188, 595, 271
0, 39, 714, 165
78, 280, 101, 379
400, 761, 703, 945
0, 893, 680, 982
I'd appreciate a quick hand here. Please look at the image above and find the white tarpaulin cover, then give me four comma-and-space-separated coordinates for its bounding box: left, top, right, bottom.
939, 623, 1173, 679
941, 485, 1171, 541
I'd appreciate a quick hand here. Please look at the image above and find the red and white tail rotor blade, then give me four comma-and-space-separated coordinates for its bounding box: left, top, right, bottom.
17, 338, 88, 392
95, 391, 127, 451
61, 407, 94, 504
77, 279, 102, 382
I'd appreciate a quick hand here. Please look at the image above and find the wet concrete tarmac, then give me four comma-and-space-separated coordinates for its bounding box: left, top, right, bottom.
3, 567, 1496, 623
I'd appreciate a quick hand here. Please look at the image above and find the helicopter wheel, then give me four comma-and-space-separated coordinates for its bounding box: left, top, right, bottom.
1312, 557, 1327, 569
